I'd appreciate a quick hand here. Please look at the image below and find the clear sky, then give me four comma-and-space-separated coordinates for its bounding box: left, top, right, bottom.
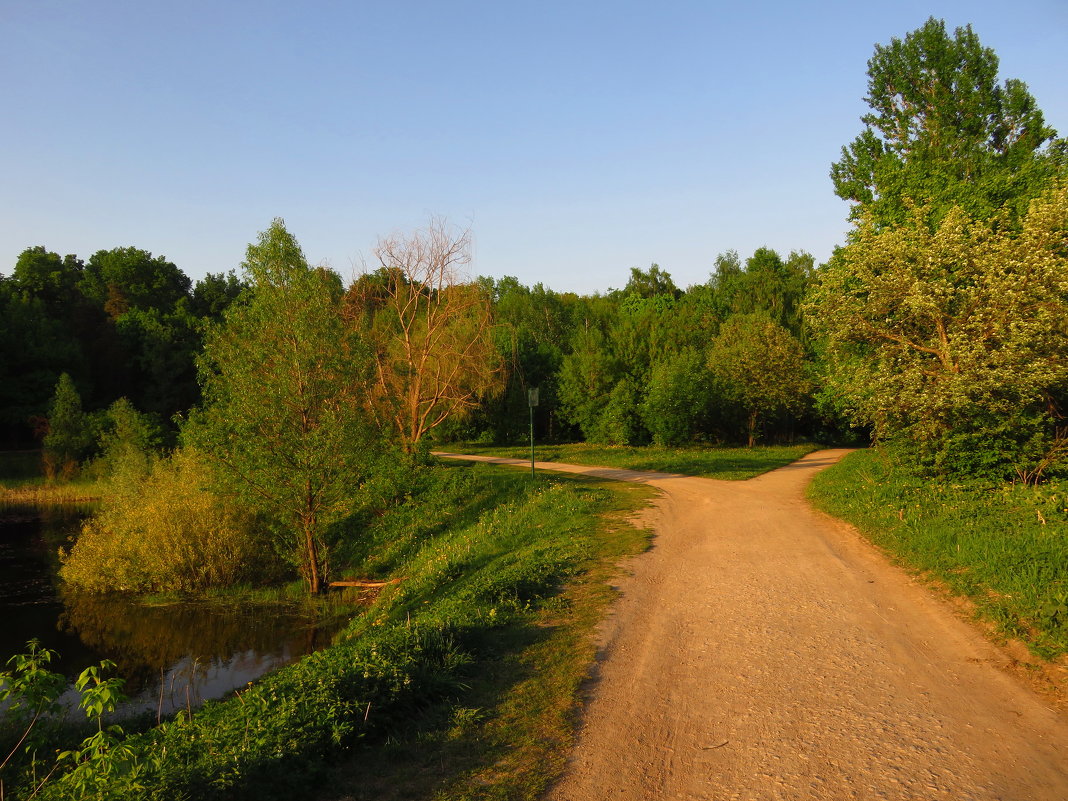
2, 0, 1065, 294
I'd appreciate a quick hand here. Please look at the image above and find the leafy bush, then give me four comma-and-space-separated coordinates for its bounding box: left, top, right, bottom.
0, 642, 136, 801
60, 448, 274, 593
641, 350, 716, 446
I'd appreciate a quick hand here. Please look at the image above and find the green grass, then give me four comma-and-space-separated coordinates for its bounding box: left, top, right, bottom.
8, 460, 655, 800
320, 463, 654, 801
436, 441, 822, 481
0, 449, 104, 503
808, 448, 1068, 660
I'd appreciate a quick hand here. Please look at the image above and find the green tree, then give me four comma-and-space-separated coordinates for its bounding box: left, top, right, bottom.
115, 306, 201, 418
187, 219, 378, 593
42, 373, 92, 478
0, 284, 81, 445
557, 320, 621, 443
831, 17, 1065, 228
806, 184, 1068, 480
641, 350, 716, 446
11, 246, 84, 314
623, 263, 681, 299
191, 270, 247, 319
80, 247, 191, 318
707, 315, 810, 447
90, 397, 162, 490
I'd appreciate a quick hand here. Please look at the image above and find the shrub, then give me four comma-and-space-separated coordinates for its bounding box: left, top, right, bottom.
60, 448, 274, 593
641, 350, 716, 446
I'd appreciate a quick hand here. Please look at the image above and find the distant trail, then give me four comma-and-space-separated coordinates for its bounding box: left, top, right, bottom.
437, 450, 1068, 800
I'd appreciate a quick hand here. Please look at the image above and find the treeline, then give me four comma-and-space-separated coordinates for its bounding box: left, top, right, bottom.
455, 250, 818, 448
0, 245, 245, 448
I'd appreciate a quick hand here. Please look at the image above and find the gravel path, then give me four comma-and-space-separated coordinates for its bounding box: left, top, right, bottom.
438, 450, 1068, 801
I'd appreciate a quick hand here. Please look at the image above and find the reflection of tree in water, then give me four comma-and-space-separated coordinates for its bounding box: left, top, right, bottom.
58, 590, 346, 696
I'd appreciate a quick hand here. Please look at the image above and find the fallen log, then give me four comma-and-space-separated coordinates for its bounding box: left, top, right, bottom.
328, 578, 405, 588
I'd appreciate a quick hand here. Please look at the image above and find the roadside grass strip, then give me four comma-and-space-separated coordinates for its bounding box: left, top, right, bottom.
807, 448, 1068, 660
437, 442, 821, 481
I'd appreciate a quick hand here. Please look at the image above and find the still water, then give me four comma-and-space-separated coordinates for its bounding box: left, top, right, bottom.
0, 503, 348, 717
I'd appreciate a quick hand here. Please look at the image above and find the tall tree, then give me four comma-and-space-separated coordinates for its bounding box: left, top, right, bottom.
190, 271, 248, 319
347, 219, 504, 452
80, 247, 191, 317
187, 219, 377, 593
623, 263, 681, 299
11, 246, 84, 314
831, 17, 1065, 228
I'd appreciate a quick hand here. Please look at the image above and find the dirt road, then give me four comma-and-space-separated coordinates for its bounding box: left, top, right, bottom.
439, 450, 1068, 801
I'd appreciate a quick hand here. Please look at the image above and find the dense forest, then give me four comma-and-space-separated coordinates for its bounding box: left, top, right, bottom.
1, 17, 1067, 800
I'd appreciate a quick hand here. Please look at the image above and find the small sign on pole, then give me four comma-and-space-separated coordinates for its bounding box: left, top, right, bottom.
528, 388, 538, 477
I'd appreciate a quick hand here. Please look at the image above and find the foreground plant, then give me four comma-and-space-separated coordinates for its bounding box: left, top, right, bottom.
0, 641, 144, 800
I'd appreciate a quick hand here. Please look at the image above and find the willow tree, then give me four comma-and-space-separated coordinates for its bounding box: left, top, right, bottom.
346, 219, 504, 452
187, 219, 376, 593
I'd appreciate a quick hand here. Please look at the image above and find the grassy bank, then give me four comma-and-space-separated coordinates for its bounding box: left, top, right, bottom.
437, 442, 821, 480
0, 449, 104, 503
5, 461, 654, 800
807, 448, 1068, 660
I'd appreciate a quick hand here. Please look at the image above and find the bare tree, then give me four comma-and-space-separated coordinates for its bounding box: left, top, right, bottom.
346, 218, 504, 452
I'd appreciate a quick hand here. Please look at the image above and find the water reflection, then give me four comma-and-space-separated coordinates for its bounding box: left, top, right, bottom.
59, 591, 343, 715
1, 503, 351, 718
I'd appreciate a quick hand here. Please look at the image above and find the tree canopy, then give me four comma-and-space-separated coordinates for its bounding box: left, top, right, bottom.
808, 183, 1068, 479
831, 17, 1065, 228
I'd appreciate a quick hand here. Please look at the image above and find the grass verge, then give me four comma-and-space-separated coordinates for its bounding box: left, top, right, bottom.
5, 461, 654, 800
0, 450, 103, 504
807, 448, 1068, 660
436, 442, 821, 480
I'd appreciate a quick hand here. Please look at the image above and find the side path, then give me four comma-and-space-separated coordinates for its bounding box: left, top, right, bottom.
436, 450, 1068, 801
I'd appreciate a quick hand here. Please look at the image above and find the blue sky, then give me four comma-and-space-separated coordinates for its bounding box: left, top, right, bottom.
2, 0, 1065, 294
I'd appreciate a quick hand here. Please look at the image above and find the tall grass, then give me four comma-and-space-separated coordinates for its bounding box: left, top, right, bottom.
808, 448, 1068, 659
0, 449, 103, 503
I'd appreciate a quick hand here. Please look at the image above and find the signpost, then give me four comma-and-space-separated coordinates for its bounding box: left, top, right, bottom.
527, 387, 539, 478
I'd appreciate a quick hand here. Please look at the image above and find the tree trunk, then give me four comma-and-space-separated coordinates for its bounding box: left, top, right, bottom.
747, 411, 758, 448
303, 517, 321, 594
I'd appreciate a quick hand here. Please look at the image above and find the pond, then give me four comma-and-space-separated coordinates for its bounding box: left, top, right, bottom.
0, 503, 351, 718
